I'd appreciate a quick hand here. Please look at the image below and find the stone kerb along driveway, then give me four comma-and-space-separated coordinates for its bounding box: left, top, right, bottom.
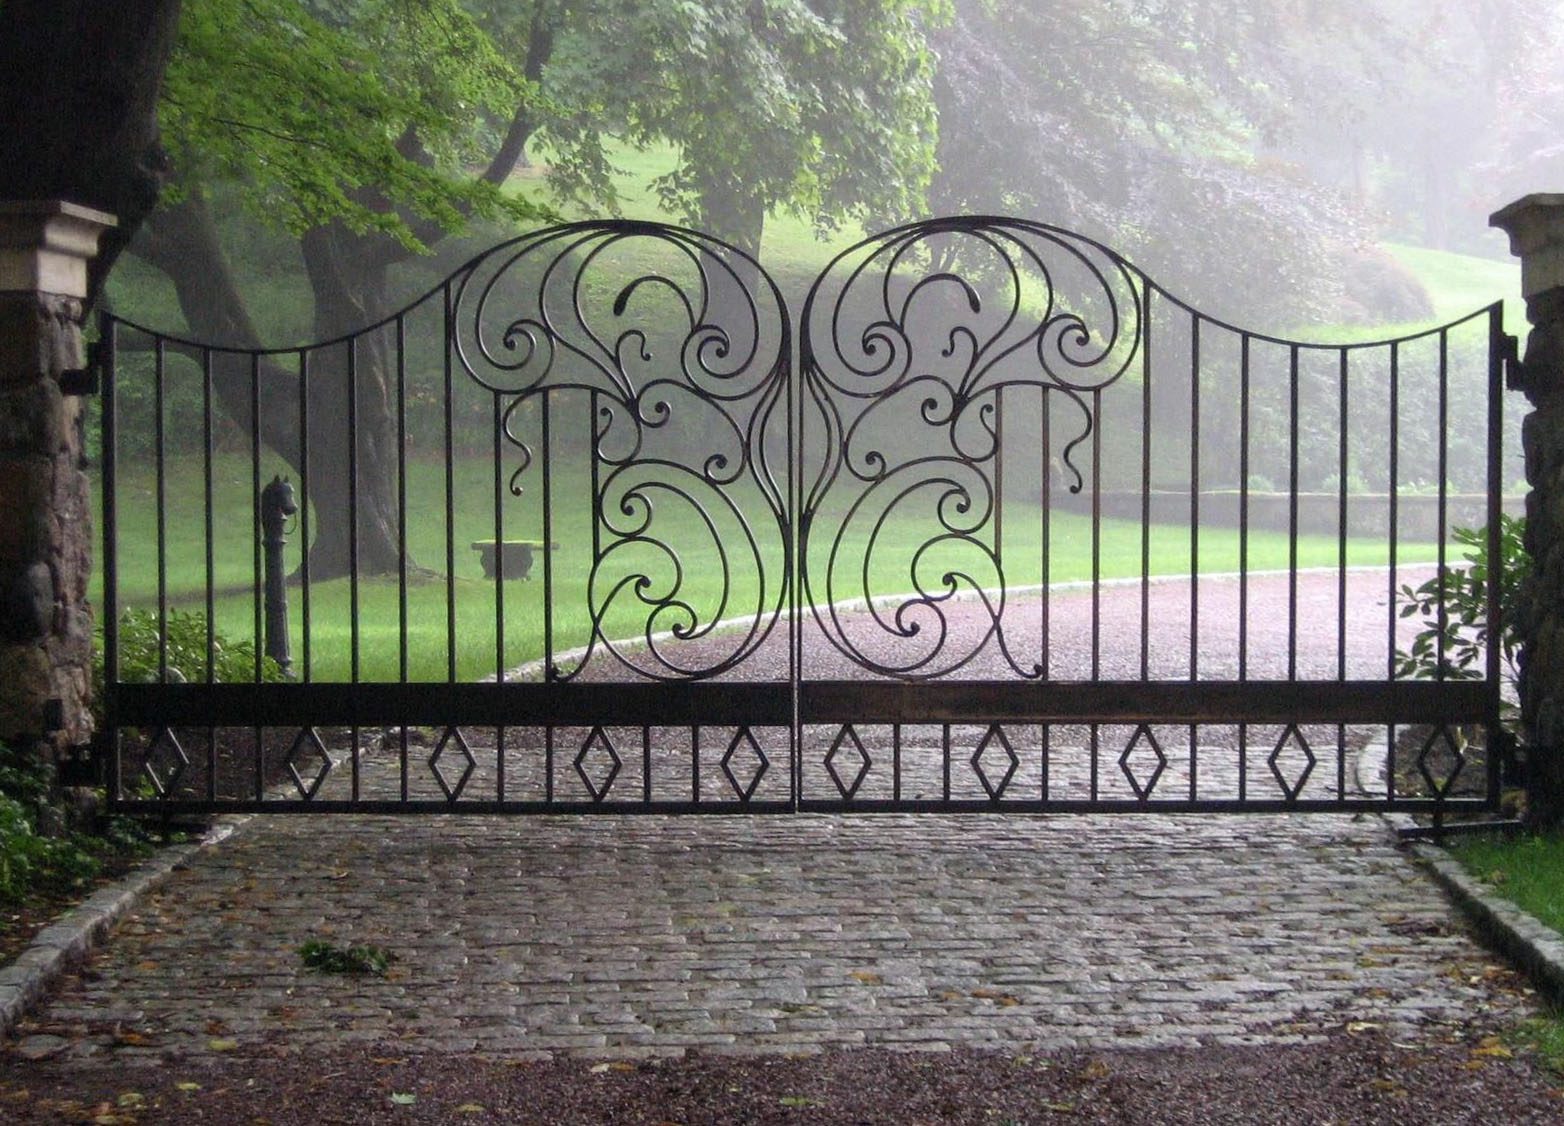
11, 572, 1538, 1062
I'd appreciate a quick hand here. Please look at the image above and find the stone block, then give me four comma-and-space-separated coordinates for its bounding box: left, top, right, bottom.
0, 644, 52, 743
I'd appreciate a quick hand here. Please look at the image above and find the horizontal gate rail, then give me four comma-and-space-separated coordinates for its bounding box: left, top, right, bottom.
112, 682, 792, 728
798, 680, 1490, 726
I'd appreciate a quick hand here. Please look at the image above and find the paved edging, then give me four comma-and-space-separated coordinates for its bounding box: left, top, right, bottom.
0, 817, 247, 1038
1355, 738, 1564, 1004
1406, 842, 1564, 1004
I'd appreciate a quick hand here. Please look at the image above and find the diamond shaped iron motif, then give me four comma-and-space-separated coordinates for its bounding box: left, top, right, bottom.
1119, 725, 1167, 801
1417, 726, 1466, 799
285, 727, 333, 800
1268, 725, 1318, 802
824, 726, 871, 800
574, 726, 622, 803
971, 725, 1019, 801
428, 727, 476, 801
720, 728, 769, 803
141, 728, 189, 799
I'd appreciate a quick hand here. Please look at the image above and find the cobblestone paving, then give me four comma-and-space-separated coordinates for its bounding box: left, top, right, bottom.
12, 811, 1536, 1064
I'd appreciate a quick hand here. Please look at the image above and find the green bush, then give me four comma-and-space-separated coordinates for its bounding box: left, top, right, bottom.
1395, 514, 1527, 721
112, 606, 281, 685
0, 745, 104, 908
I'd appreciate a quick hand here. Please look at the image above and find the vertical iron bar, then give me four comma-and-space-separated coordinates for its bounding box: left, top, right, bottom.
347, 339, 360, 686
1436, 330, 1450, 682
249, 352, 262, 802
1189, 315, 1200, 801
1091, 389, 1103, 680
1140, 290, 1153, 680
1486, 306, 1505, 804
298, 350, 312, 684
395, 319, 409, 804
1288, 345, 1300, 680
893, 724, 902, 804
1238, 334, 1250, 801
542, 395, 554, 679
99, 315, 119, 799
346, 340, 359, 803
202, 349, 216, 802
1089, 724, 1099, 802
1388, 340, 1401, 800
443, 286, 457, 683
397, 316, 408, 685
493, 391, 505, 681
1041, 389, 1052, 679
942, 724, 951, 804
154, 338, 168, 683
1338, 348, 1350, 804
250, 353, 262, 683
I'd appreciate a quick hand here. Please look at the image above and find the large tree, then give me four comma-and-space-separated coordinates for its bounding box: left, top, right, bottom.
533, 0, 941, 261
130, 0, 551, 579
923, 0, 1433, 327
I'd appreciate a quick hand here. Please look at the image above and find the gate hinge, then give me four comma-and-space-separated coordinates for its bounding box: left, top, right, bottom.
1500, 332, 1524, 392
55, 738, 104, 787
58, 341, 102, 396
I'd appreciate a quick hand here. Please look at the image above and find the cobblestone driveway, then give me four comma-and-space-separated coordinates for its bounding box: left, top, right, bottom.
17, 810, 1533, 1063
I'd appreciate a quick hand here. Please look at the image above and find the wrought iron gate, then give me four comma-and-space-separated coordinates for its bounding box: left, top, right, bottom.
97, 218, 1511, 817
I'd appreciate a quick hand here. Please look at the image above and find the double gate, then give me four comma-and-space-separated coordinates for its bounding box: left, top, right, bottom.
98, 218, 1510, 816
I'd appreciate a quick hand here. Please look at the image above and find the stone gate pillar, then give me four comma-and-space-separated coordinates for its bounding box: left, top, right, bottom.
0, 201, 115, 768
1493, 194, 1564, 823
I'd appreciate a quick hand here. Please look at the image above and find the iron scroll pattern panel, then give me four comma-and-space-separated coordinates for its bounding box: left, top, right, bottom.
448, 221, 792, 683
798, 216, 1143, 680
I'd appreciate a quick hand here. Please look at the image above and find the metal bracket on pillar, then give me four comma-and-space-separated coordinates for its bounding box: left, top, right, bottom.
1500, 332, 1524, 392
58, 340, 101, 396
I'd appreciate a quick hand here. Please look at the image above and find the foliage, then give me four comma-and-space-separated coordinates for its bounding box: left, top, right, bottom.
1395, 515, 1527, 706
102, 608, 284, 691
536, 0, 945, 251
0, 746, 99, 906
299, 939, 395, 976
924, 0, 1388, 327
161, 0, 550, 250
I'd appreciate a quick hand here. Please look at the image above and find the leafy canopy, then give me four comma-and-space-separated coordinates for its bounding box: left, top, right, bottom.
160, 0, 551, 250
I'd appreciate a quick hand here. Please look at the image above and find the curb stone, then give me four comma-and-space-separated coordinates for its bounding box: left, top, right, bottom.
0, 816, 248, 1039
1407, 840, 1564, 1004
1357, 738, 1564, 1005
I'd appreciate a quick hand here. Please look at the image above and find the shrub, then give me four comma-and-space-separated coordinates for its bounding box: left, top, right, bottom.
1395, 514, 1527, 723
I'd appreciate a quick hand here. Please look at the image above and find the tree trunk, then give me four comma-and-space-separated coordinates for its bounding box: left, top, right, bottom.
296, 224, 407, 578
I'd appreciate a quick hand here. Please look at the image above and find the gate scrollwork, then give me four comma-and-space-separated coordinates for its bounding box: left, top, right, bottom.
799, 217, 1144, 679
450, 222, 790, 681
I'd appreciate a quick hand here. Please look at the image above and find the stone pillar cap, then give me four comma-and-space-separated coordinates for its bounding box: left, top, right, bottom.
0, 200, 117, 299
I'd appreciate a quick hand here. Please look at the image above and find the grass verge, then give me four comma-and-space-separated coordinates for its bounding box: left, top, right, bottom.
1450, 831, 1564, 1073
